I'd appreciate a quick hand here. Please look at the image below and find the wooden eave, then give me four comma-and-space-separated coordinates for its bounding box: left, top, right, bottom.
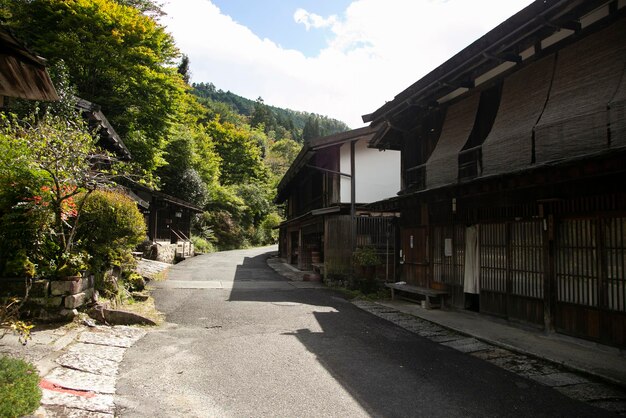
127, 182, 203, 212
365, 0, 613, 148
76, 98, 132, 161
367, 146, 626, 212
275, 126, 378, 203
0, 26, 59, 101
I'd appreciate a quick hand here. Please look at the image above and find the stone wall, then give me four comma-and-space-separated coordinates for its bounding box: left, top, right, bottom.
144, 240, 195, 264
0, 275, 95, 320
153, 241, 176, 264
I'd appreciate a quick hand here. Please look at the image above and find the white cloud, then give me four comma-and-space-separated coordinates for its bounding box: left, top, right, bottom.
163, 0, 534, 128
293, 8, 338, 31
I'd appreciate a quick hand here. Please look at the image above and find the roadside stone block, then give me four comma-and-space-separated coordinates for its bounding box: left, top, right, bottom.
51, 276, 94, 296
31, 280, 50, 297
79, 331, 136, 348
46, 367, 116, 393
41, 405, 114, 418
56, 351, 119, 377
40, 389, 115, 415
47, 296, 64, 308
68, 342, 126, 363
83, 274, 95, 291
29, 296, 63, 308
52, 280, 83, 296
64, 289, 93, 309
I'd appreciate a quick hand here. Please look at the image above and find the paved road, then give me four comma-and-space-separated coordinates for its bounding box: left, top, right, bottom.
116, 247, 607, 417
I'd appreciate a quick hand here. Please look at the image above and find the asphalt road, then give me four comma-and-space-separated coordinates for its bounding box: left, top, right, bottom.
115, 246, 607, 417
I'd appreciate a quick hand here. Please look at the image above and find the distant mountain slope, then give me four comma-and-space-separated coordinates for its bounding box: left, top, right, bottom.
192, 82, 350, 142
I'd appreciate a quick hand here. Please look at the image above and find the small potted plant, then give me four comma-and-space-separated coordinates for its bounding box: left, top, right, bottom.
352, 246, 380, 280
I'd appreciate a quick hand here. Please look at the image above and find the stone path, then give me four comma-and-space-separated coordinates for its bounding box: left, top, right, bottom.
135, 258, 170, 281
0, 323, 146, 417
37, 325, 146, 417
353, 300, 626, 415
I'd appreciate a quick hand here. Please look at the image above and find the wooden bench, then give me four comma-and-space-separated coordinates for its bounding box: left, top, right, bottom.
385, 283, 447, 309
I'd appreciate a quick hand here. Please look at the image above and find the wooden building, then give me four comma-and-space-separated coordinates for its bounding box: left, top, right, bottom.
77, 98, 200, 254
365, 0, 626, 347
0, 26, 58, 102
276, 126, 400, 278
76, 98, 131, 161
127, 182, 201, 246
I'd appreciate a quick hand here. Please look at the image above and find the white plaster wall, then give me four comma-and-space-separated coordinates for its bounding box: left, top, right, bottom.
339, 139, 400, 203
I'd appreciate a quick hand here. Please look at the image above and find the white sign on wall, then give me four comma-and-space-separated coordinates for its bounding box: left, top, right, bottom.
444, 238, 453, 257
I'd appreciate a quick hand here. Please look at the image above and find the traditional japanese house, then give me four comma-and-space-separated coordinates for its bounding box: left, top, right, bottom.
0, 26, 58, 102
276, 126, 400, 279
365, 0, 626, 347
126, 182, 201, 248
76, 98, 201, 261
76, 98, 131, 161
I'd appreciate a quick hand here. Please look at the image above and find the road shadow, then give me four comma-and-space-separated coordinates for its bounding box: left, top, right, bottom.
226, 250, 604, 417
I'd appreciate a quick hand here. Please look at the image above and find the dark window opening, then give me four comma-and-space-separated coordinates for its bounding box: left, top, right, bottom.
402, 107, 445, 190
460, 83, 503, 180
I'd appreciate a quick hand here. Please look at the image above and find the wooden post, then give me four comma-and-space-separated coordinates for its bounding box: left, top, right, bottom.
350, 140, 356, 280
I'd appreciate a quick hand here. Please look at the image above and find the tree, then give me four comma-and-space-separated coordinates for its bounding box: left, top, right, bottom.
206, 118, 267, 185
114, 0, 164, 17
265, 138, 302, 183
0, 114, 124, 277
178, 54, 191, 85
4, 0, 187, 171
250, 97, 276, 134
302, 115, 321, 142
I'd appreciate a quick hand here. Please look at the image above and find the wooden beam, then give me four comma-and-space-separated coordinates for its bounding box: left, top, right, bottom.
482, 52, 522, 64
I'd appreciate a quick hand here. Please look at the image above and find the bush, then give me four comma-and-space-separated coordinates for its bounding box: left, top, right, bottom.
191, 235, 214, 254
0, 356, 41, 418
123, 272, 145, 292
352, 246, 380, 267
259, 212, 281, 244
75, 189, 146, 274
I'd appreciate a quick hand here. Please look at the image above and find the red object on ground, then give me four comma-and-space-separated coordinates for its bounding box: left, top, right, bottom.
39, 378, 96, 398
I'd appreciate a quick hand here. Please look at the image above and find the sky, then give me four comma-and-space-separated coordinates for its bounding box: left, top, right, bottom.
162, 0, 534, 128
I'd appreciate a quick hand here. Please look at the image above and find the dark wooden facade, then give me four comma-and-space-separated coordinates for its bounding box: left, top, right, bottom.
127, 183, 201, 244
366, 0, 626, 347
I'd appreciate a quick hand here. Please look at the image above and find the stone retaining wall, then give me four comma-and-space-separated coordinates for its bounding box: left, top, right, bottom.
144, 240, 194, 264
0, 275, 95, 320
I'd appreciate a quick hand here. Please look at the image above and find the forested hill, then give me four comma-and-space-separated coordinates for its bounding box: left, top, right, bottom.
192, 82, 350, 142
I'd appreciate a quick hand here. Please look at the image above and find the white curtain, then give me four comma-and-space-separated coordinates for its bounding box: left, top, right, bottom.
463, 225, 480, 294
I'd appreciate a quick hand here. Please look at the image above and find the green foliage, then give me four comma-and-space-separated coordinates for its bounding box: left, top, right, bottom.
302, 115, 320, 142
206, 118, 266, 185
259, 213, 281, 244
0, 281, 34, 345
75, 190, 146, 273
265, 138, 302, 185
0, 114, 121, 278
123, 272, 145, 292
352, 246, 380, 267
4, 0, 187, 171
192, 82, 350, 142
0, 356, 41, 418
114, 0, 164, 17
233, 183, 272, 228
198, 210, 246, 251
191, 235, 214, 254
157, 125, 220, 206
